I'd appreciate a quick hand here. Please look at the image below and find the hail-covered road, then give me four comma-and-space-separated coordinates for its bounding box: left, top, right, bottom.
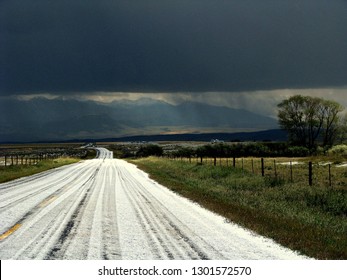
0, 148, 306, 260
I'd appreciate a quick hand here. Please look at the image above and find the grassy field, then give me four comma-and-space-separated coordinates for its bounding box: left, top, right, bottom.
130, 156, 347, 259
181, 156, 347, 189
0, 157, 81, 184
0, 144, 97, 183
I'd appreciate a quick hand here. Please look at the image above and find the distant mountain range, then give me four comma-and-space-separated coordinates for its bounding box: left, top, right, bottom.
0, 97, 279, 142
77, 129, 288, 143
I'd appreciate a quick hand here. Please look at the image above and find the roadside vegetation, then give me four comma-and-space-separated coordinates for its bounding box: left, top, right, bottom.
130, 156, 347, 260
0, 145, 96, 184
0, 157, 80, 184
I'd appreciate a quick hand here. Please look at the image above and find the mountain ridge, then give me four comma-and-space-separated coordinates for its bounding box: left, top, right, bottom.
0, 97, 278, 142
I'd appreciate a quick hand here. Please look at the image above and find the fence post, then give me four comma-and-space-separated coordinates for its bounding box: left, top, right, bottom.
328, 164, 332, 188
261, 158, 265, 177
214, 157, 216, 166
233, 157, 236, 168
274, 159, 277, 178
290, 161, 293, 183
309, 162, 313, 186
251, 159, 254, 174
5, 155, 7, 167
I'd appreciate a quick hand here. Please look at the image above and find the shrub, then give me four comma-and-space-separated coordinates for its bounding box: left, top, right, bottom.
136, 144, 163, 157
327, 145, 347, 157
287, 146, 310, 157
174, 147, 195, 158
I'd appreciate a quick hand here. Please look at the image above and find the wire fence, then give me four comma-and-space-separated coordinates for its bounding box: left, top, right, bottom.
169, 156, 347, 189
0, 149, 88, 167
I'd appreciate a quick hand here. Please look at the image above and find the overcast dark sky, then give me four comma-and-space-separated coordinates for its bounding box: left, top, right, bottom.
1, 0, 347, 96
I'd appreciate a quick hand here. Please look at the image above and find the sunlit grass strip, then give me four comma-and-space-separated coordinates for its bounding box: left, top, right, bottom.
130, 157, 347, 260
0, 158, 80, 184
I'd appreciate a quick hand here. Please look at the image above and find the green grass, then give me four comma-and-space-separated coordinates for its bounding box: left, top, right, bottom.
130, 157, 347, 260
0, 158, 80, 184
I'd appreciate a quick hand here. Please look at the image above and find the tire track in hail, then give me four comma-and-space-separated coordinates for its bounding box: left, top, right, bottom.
44, 162, 102, 259
119, 172, 190, 259
129, 178, 224, 260
0, 162, 97, 235
0, 161, 96, 211
0, 148, 115, 259
10, 183, 92, 259
101, 161, 121, 259
116, 163, 210, 259
118, 169, 197, 259
43, 149, 113, 259
116, 167, 163, 259
117, 161, 226, 259
0, 163, 101, 259
0, 161, 87, 192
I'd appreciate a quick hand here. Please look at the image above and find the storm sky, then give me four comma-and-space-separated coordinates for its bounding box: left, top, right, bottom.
1, 0, 347, 115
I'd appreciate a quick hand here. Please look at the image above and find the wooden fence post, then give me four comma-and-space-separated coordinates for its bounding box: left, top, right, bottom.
261, 158, 265, 177
233, 157, 236, 168
290, 161, 293, 183
309, 162, 313, 186
328, 164, 332, 188
274, 159, 277, 178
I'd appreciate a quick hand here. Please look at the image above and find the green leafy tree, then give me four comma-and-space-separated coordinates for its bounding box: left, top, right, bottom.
278, 95, 344, 150
335, 113, 347, 144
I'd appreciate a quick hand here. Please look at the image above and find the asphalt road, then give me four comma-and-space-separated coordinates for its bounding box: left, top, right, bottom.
0, 148, 307, 260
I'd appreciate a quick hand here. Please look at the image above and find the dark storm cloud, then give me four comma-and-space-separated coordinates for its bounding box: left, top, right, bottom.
1, 0, 347, 95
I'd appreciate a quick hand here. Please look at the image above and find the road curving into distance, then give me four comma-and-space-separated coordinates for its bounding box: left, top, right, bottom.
0, 148, 308, 260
